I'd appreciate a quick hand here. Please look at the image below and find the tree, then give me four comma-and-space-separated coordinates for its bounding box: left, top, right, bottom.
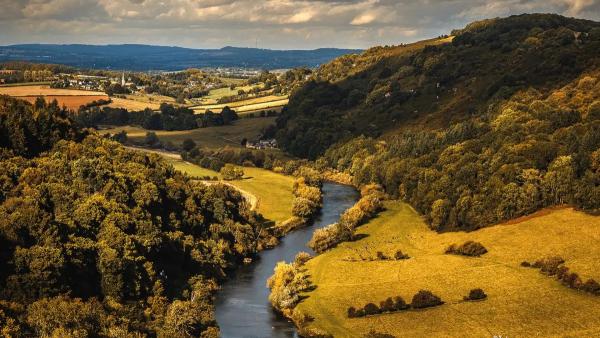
145, 132, 160, 147
220, 164, 244, 180
182, 138, 197, 152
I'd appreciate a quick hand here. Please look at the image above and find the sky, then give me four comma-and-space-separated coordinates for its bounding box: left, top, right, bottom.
0, 0, 599, 50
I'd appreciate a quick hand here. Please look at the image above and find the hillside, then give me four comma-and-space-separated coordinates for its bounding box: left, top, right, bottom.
275, 14, 600, 231
0, 45, 362, 71
296, 201, 600, 337
0, 96, 274, 336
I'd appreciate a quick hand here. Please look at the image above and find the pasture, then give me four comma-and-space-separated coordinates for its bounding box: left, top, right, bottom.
101, 117, 276, 149
297, 201, 600, 337
165, 158, 294, 224
0, 85, 108, 110
191, 95, 288, 115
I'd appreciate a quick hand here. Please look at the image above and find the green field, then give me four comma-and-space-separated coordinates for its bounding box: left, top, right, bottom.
101, 117, 276, 149
297, 201, 600, 337
165, 159, 294, 224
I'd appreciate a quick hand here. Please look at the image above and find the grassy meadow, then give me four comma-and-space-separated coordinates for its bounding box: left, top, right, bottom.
297, 201, 600, 337
166, 158, 294, 224
101, 116, 276, 149
191, 95, 288, 115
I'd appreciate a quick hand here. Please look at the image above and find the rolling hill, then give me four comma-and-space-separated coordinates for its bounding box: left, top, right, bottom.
275, 13, 600, 232
0, 44, 362, 71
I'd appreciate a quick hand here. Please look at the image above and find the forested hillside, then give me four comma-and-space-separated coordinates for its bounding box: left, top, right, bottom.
0, 96, 271, 336
275, 14, 600, 231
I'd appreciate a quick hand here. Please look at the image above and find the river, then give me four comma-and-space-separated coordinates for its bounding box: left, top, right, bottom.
215, 183, 359, 338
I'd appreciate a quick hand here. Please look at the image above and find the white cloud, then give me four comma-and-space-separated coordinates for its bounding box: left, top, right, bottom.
0, 0, 598, 49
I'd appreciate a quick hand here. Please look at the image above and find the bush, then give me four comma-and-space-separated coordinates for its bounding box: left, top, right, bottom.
394, 250, 409, 260
292, 197, 317, 219
347, 306, 357, 318
379, 297, 395, 312
220, 164, 244, 180
363, 303, 380, 315
393, 296, 409, 310
445, 241, 487, 257
520, 261, 531, 267
582, 279, 600, 295
365, 331, 396, 338
182, 138, 196, 151
532, 256, 565, 275
411, 290, 443, 309
294, 252, 312, 267
464, 288, 487, 301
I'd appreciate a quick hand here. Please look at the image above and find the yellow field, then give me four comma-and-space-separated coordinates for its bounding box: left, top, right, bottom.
227, 166, 295, 224
297, 201, 600, 337
167, 159, 294, 224
0, 85, 109, 110
200, 84, 262, 104
106, 97, 161, 110
191, 95, 288, 114
101, 117, 276, 149
0, 85, 105, 96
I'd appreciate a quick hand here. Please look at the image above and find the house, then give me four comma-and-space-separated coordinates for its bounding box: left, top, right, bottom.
246, 139, 278, 150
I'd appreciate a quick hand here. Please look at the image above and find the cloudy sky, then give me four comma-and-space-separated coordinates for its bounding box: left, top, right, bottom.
1, 0, 599, 49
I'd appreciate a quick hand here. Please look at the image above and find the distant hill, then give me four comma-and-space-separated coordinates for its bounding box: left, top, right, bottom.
275, 13, 600, 231
0, 44, 361, 71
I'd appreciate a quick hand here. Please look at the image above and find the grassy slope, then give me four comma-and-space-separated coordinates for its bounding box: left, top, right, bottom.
297, 201, 600, 337
167, 158, 294, 224
101, 117, 276, 149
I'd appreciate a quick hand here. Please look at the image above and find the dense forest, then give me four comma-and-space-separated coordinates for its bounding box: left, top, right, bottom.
0, 96, 273, 336
276, 14, 600, 231
77, 103, 239, 131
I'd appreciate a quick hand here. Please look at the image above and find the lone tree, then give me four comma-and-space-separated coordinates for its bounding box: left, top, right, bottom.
182, 138, 196, 152
220, 164, 244, 181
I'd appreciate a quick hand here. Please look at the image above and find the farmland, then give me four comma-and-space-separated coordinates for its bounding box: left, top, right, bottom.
191, 95, 289, 115
101, 116, 277, 149
296, 201, 600, 337
0, 84, 108, 110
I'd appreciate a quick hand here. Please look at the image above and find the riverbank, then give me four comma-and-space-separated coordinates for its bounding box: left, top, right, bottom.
214, 183, 359, 337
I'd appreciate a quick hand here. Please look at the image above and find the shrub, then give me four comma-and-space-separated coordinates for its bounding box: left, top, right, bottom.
411, 290, 443, 309
355, 308, 365, 317
292, 197, 317, 219
393, 296, 409, 310
364, 331, 396, 338
379, 297, 395, 312
582, 279, 600, 295
363, 303, 380, 315
445, 241, 487, 257
520, 261, 531, 267
347, 306, 357, 318
532, 256, 565, 275
464, 288, 487, 301
394, 250, 409, 260
294, 252, 312, 267
376, 251, 388, 260
220, 164, 244, 180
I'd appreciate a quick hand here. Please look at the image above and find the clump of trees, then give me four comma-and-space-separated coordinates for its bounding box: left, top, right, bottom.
220, 164, 244, 180
292, 176, 323, 220
0, 97, 273, 336
183, 145, 283, 173
267, 261, 311, 314
348, 290, 444, 318
411, 290, 444, 309
77, 104, 238, 131
523, 256, 600, 295
464, 288, 487, 301
445, 241, 488, 257
309, 185, 384, 253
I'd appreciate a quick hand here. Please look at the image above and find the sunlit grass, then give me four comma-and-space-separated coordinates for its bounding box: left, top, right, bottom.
297, 201, 600, 337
